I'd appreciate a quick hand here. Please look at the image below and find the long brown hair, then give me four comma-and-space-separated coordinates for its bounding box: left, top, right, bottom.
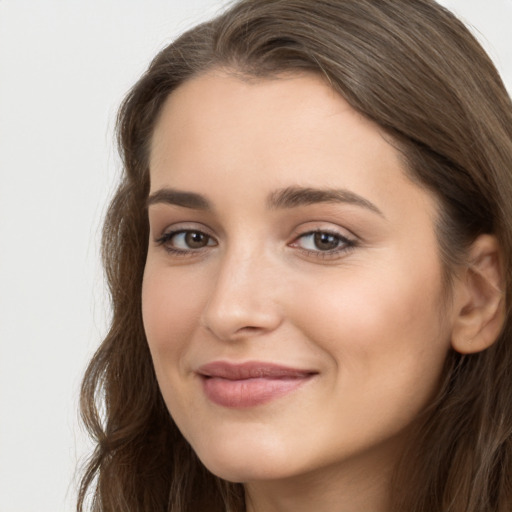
77, 1, 512, 511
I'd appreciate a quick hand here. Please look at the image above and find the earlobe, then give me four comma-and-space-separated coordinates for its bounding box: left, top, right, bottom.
451, 235, 506, 355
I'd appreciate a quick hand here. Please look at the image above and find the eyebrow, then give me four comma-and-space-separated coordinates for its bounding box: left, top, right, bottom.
146, 185, 384, 217
146, 188, 211, 210
267, 186, 384, 217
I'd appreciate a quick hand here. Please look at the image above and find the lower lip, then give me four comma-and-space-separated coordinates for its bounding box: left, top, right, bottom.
201, 376, 312, 408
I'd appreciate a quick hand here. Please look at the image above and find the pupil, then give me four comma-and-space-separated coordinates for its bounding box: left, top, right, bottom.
314, 232, 338, 250
186, 232, 207, 248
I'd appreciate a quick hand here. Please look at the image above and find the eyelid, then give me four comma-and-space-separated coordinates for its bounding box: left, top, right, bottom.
154, 223, 218, 256
288, 226, 358, 259
289, 222, 357, 243
151, 221, 359, 260
157, 230, 217, 245
153, 221, 215, 240
292, 229, 355, 247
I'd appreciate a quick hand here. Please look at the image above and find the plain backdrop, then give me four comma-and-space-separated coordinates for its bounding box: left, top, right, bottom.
0, 1, 511, 511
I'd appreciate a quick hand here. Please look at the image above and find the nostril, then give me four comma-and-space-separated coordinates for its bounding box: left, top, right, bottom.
236, 325, 266, 335
201, 288, 283, 340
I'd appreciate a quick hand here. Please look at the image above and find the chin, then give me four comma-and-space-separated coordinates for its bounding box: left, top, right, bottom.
190, 431, 300, 483
201, 458, 294, 484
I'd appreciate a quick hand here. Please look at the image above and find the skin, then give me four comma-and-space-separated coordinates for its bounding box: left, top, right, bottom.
143, 70, 461, 512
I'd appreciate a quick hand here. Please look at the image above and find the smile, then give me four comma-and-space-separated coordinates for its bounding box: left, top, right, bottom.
197, 361, 317, 408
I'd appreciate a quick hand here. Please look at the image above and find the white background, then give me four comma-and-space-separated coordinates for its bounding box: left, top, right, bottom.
0, 1, 510, 511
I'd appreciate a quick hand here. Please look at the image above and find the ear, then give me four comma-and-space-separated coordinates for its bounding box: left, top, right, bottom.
451, 234, 505, 354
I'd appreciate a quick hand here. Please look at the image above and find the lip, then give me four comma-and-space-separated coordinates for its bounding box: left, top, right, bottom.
197, 361, 317, 408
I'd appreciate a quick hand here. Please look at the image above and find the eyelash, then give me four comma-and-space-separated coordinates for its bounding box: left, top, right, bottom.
290, 229, 357, 259
155, 228, 357, 259
156, 229, 216, 257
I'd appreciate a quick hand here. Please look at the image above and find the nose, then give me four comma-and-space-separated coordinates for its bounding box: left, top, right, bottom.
200, 246, 283, 341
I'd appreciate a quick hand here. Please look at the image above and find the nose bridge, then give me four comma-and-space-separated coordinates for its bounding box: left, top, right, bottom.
201, 238, 282, 340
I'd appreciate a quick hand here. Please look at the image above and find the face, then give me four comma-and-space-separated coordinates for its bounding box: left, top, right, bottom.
143, 70, 455, 485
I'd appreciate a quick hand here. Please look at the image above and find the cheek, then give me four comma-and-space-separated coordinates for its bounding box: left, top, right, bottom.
141, 263, 213, 435
283, 264, 451, 462
141, 264, 204, 371
291, 257, 450, 402
297, 265, 444, 338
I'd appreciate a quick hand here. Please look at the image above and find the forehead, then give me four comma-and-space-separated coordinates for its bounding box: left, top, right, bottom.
151, 71, 394, 182
148, 69, 438, 226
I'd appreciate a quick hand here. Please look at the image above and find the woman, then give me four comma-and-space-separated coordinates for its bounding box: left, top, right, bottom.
78, 1, 512, 511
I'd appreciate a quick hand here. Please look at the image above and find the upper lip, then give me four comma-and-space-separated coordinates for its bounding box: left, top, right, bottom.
197, 361, 318, 380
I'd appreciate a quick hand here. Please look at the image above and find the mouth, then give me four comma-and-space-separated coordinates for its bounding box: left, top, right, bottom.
197, 361, 318, 408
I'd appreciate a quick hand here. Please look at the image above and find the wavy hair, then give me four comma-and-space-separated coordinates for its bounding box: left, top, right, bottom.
78, 1, 512, 511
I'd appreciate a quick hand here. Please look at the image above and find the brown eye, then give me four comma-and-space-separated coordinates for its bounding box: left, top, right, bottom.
184, 231, 210, 249
292, 230, 355, 256
313, 232, 340, 251
156, 230, 216, 252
